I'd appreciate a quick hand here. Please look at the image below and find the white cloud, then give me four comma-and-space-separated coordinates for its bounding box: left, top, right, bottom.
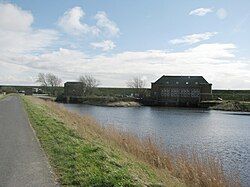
58, 6, 99, 35
0, 4, 249, 89
0, 3, 58, 85
94, 11, 120, 36
217, 8, 227, 20
0, 60, 32, 85
169, 32, 218, 45
91, 40, 116, 51
4, 42, 250, 89
0, 3, 58, 54
58, 7, 120, 37
0, 29, 58, 54
0, 3, 33, 31
189, 8, 213, 16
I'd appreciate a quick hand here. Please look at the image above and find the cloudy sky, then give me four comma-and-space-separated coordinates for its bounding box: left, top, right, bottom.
0, 0, 250, 89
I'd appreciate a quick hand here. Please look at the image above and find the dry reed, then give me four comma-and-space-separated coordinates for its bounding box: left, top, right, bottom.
32, 97, 240, 187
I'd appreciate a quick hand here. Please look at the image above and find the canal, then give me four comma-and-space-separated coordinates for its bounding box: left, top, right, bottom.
63, 104, 250, 186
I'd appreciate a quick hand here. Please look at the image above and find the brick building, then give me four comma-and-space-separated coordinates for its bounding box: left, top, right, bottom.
151, 76, 212, 106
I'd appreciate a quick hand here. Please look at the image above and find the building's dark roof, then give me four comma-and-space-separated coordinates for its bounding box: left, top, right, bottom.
64, 82, 82, 85
153, 76, 210, 86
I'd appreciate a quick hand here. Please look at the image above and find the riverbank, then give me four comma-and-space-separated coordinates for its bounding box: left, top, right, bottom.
209, 100, 250, 112
58, 94, 250, 112
22, 96, 239, 187
57, 95, 141, 107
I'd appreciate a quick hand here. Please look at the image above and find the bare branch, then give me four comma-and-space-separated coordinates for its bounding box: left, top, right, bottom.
127, 76, 145, 89
36, 73, 48, 87
79, 74, 100, 96
127, 76, 145, 97
35, 72, 62, 95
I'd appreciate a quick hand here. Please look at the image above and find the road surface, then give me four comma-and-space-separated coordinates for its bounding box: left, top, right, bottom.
0, 96, 58, 187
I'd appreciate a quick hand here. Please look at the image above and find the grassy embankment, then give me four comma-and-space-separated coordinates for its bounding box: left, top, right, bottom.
0, 94, 11, 100
209, 100, 250, 112
22, 96, 240, 187
67, 96, 141, 107
0, 94, 5, 100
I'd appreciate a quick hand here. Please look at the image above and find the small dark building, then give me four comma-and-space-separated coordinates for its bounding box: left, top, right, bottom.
64, 82, 83, 97
25, 88, 33, 95
151, 75, 212, 106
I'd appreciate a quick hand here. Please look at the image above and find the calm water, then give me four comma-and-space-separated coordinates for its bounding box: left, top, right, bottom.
63, 104, 250, 186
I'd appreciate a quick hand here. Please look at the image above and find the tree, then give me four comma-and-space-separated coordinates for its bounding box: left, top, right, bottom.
36, 73, 48, 87
79, 75, 100, 96
36, 73, 62, 96
127, 76, 146, 97
46, 73, 62, 88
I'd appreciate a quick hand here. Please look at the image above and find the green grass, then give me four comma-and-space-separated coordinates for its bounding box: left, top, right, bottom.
22, 97, 182, 187
212, 90, 250, 101
0, 94, 10, 100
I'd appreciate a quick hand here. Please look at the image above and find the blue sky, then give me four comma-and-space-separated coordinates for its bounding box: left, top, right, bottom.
0, 0, 250, 89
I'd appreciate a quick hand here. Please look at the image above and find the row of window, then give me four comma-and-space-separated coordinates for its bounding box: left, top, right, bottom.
160, 88, 200, 97
165, 81, 199, 85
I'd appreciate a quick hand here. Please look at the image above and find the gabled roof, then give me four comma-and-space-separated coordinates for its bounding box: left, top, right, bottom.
153, 75, 210, 86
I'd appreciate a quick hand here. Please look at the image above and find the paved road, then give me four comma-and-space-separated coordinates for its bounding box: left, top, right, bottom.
0, 96, 58, 187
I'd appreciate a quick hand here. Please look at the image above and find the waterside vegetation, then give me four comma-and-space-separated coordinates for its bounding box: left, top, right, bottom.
60, 95, 141, 107
22, 96, 240, 187
209, 100, 250, 112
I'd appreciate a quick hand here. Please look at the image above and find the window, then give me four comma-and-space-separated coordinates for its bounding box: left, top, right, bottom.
191, 89, 200, 97
161, 89, 164, 96
161, 88, 170, 97
180, 88, 190, 97
166, 88, 170, 96
171, 88, 179, 97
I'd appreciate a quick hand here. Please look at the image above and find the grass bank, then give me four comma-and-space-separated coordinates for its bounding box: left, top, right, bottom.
0, 94, 5, 100
210, 100, 250, 112
22, 96, 240, 187
60, 95, 141, 107
0, 94, 12, 100
22, 96, 182, 186
107, 101, 141, 107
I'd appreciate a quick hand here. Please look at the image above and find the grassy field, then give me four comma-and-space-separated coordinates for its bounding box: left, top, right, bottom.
22, 96, 240, 187
212, 90, 250, 101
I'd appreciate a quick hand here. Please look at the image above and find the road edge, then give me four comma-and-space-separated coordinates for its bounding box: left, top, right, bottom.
19, 96, 60, 186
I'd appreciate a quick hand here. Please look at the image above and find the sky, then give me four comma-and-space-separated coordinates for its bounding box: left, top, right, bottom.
0, 0, 250, 89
